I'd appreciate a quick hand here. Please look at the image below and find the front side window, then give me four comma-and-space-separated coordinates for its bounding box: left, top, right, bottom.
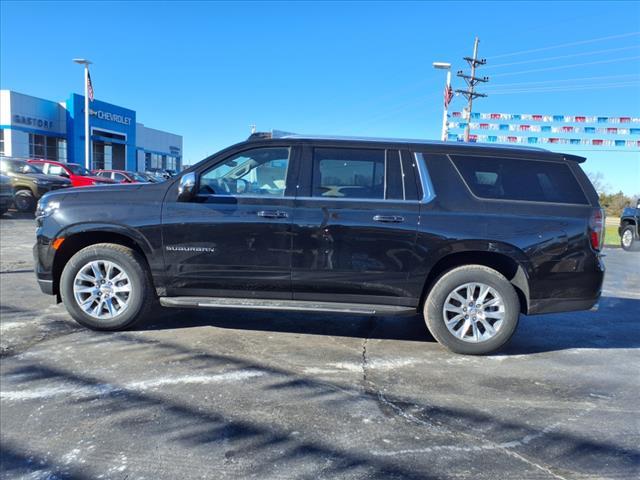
312, 148, 385, 199
451, 155, 588, 204
199, 147, 290, 197
47, 164, 68, 176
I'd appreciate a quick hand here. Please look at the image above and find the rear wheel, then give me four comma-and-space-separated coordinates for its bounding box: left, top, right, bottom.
60, 243, 155, 330
620, 225, 639, 251
423, 265, 520, 355
14, 190, 35, 212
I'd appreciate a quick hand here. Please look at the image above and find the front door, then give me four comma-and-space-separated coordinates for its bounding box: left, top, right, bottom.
291, 146, 421, 306
162, 145, 297, 299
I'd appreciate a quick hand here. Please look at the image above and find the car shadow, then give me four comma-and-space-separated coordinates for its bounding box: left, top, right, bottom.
138, 295, 640, 354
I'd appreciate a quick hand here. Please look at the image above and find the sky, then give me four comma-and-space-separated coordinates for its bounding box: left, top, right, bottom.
1, 0, 639, 195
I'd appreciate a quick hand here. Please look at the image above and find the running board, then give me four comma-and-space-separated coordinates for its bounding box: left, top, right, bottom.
159, 297, 416, 315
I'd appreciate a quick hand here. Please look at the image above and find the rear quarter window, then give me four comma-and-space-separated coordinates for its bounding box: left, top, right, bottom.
450, 155, 589, 205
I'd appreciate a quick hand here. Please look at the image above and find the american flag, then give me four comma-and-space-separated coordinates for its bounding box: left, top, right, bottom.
444, 84, 453, 109
87, 71, 94, 102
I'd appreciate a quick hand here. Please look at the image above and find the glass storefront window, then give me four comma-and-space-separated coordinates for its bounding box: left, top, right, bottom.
57, 139, 67, 162
28, 133, 61, 160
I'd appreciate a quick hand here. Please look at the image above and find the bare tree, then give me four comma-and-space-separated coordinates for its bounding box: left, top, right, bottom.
586, 171, 609, 195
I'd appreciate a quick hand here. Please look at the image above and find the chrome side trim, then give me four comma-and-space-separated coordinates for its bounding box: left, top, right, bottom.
159, 297, 416, 315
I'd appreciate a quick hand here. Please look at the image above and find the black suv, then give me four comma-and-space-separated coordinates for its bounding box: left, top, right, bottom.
619, 199, 640, 251
34, 133, 605, 354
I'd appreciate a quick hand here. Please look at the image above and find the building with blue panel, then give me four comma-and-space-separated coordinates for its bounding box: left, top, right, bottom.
0, 90, 182, 172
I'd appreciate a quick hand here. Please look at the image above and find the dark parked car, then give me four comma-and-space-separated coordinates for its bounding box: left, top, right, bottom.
146, 168, 174, 180
138, 172, 162, 183
0, 157, 72, 212
33, 133, 605, 354
619, 199, 640, 251
0, 174, 13, 215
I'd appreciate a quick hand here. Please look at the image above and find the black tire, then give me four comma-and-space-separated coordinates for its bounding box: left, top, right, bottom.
60, 243, 156, 330
14, 190, 35, 212
423, 265, 520, 355
620, 225, 639, 251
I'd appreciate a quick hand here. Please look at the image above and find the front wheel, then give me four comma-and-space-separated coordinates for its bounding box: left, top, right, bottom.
60, 243, 155, 330
14, 190, 35, 212
423, 265, 520, 355
620, 225, 639, 251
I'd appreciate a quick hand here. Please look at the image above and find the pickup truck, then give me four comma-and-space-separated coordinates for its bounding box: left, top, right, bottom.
619, 199, 640, 251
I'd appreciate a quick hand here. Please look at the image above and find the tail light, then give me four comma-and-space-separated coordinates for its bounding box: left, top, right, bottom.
589, 208, 605, 251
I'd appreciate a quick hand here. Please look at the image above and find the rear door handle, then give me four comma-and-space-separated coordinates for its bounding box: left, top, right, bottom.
373, 215, 405, 223
257, 210, 289, 219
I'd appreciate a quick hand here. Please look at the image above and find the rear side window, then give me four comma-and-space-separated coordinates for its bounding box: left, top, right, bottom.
451, 155, 588, 204
312, 148, 385, 199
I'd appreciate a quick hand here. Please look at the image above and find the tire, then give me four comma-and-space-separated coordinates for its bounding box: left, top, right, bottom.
60, 243, 156, 330
423, 265, 520, 355
620, 225, 639, 251
14, 190, 35, 212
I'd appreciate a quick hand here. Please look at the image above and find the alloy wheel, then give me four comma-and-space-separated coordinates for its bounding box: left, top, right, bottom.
442, 282, 505, 343
73, 260, 132, 320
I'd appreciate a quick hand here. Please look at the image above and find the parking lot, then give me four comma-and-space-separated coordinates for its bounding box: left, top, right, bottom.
1, 212, 639, 480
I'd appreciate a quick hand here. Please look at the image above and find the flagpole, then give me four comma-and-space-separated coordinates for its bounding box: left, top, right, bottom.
442, 69, 451, 141
84, 64, 90, 170
73, 58, 92, 169
433, 62, 452, 142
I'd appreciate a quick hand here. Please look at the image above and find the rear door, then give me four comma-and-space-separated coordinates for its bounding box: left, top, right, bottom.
291, 145, 421, 306
161, 144, 299, 299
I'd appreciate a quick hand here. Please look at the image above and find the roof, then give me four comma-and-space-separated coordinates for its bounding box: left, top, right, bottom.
246, 130, 586, 162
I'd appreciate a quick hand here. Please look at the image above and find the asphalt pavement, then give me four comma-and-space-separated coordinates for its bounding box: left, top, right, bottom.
1, 212, 639, 480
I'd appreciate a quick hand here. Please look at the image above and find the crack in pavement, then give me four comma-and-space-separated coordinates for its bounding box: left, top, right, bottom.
357, 316, 597, 479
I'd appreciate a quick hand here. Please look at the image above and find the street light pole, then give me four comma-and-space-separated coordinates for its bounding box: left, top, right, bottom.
433, 62, 452, 142
73, 58, 92, 169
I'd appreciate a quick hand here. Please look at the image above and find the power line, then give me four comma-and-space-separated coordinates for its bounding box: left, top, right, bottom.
489, 73, 640, 88
491, 55, 640, 78
487, 82, 640, 95
486, 45, 640, 69
487, 31, 640, 60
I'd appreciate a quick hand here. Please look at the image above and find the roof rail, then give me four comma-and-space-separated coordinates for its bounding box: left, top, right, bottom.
247, 129, 297, 141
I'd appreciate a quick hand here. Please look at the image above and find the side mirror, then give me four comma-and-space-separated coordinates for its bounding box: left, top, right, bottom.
178, 172, 197, 202
60, 171, 70, 178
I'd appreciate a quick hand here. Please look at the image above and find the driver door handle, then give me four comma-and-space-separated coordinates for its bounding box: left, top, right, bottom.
257, 210, 289, 219
373, 215, 405, 223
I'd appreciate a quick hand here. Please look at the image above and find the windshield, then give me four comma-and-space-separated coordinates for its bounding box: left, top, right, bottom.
0, 159, 44, 174
66, 163, 92, 175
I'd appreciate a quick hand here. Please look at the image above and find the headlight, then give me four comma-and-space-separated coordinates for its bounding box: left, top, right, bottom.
34, 179, 51, 186
35, 199, 60, 218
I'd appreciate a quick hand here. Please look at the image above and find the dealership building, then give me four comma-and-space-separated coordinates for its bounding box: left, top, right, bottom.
0, 90, 183, 172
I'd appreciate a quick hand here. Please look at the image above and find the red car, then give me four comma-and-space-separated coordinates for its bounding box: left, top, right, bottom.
92, 169, 151, 183
28, 160, 116, 187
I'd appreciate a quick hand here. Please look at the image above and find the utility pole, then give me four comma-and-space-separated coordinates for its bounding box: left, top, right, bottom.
455, 37, 488, 142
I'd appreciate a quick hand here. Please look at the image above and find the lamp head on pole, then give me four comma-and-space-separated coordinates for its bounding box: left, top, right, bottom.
73, 58, 92, 66
432, 62, 451, 70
